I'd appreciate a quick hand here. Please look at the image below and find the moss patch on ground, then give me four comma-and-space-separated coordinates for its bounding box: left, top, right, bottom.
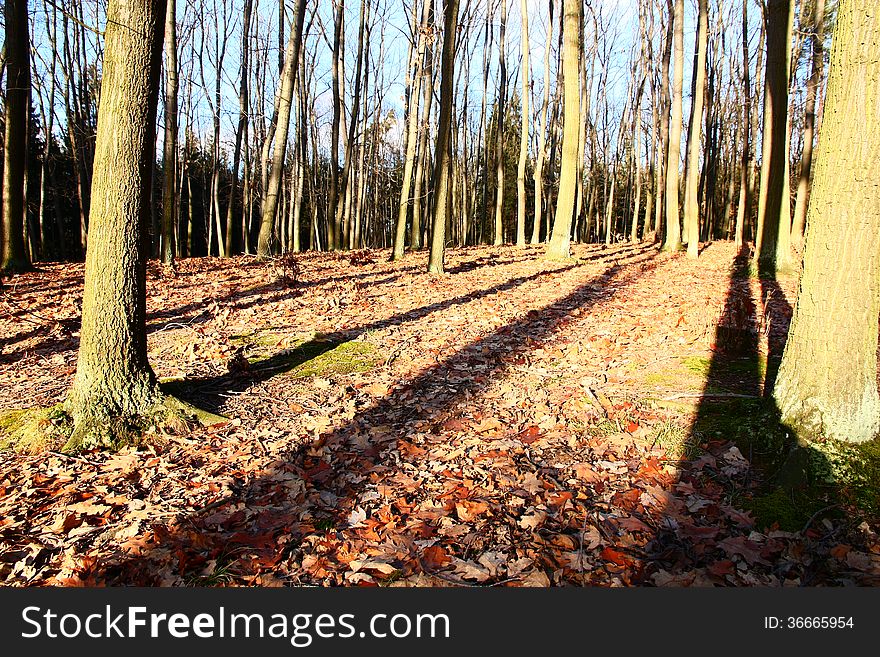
0, 405, 72, 453
290, 340, 380, 378
246, 336, 381, 379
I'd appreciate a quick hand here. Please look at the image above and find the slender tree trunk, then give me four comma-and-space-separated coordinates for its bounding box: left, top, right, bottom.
160, 0, 179, 263
222, 0, 254, 259
654, 0, 673, 243
683, 0, 708, 259
411, 25, 435, 251
334, 0, 371, 251
532, 0, 554, 245
516, 0, 530, 247
790, 0, 826, 253
427, 0, 460, 274
757, 0, 794, 275
257, 0, 308, 257
493, 0, 508, 246
1, 0, 32, 273
393, 0, 430, 260
774, 0, 880, 443
663, 0, 684, 252
734, 0, 751, 252
327, 1, 345, 251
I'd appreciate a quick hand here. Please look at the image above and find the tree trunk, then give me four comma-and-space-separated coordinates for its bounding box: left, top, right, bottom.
327, 1, 345, 251
427, 0, 460, 274
257, 0, 308, 257
493, 0, 508, 246
654, 0, 673, 243
774, 0, 880, 444
334, 0, 370, 252
411, 30, 435, 250
790, 0, 826, 253
663, 0, 684, 252
545, 0, 580, 259
515, 0, 530, 247
734, 0, 751, 252
160, 0, 179, 263
393, 0, 430, 260
683, 0, 708, 259
757, 0, 794, 275
1, 0, 32, 273
66, 0, 167, 446
532, 0, 554, 245
223, 0, 254, 259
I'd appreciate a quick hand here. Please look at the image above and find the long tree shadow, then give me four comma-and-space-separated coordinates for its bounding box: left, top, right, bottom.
96, 250, 663, 585
165, 245, 661, 415
0, 254, 553, 368
643, 253, 863, 585
3, 245, 656, 368
163, 263, 586, 414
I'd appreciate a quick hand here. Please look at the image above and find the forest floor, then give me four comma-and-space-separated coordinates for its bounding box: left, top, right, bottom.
1, 241, 879, 586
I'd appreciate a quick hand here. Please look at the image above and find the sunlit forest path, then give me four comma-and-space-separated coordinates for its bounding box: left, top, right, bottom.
1, 243, 877, 585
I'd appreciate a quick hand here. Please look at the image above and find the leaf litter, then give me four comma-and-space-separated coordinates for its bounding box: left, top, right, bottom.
0, 242, 878, 586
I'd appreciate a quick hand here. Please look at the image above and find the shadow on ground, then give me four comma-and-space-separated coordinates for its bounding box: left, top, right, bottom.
96, 246, 664, 585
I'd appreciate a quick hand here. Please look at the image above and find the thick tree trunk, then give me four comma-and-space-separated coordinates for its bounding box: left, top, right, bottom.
774, 0, 880, 444
545, 0, 580, 259
663, 0, 684, 252
1, 0, 32, 273
66, 0, 167, 445
427, 0, 460, 274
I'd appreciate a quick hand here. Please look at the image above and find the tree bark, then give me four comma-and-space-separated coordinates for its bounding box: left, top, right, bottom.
532, 0, 554, 245
545, 0, 580, 259
160, 0, 179, 263
257, 0, 308, 257
515, 0, 530, 247
734, 0, 751, 252
756, 0, 794, 275
393, 0, 431, 260
774, 0, 880, 444
683, 0, 708, 259
654, 0, 673, 243
662, 0, 684, 252
493, 0, 508, 246
1, 0, 32, 273
327, 0, 345, 251
790, 0, 826, 253
66, 0, 167, 446
427, 0, 460, 274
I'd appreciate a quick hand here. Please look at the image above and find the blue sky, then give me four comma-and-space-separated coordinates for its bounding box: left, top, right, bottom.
27, 0, 771, 165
